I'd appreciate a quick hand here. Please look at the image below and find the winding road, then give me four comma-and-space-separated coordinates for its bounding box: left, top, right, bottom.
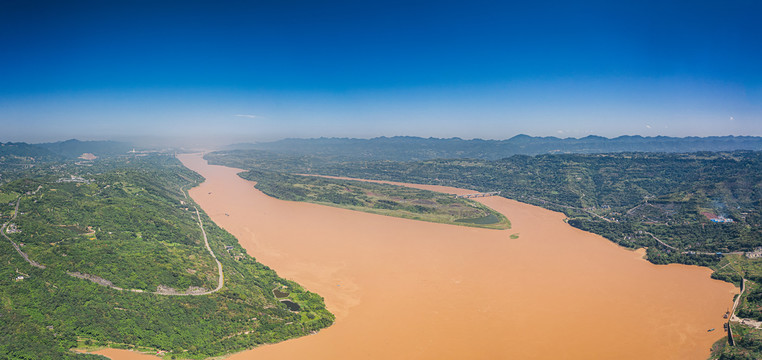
191, 205, 225, 295
3, 187, 224, 296
2, 197, 45, 269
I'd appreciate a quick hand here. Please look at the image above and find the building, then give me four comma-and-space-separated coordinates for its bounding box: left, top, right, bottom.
746, 247, 762, 259
710, 216, 734, 223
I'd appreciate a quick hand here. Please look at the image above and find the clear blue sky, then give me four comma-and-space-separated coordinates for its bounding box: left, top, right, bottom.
1, 0, 760, 144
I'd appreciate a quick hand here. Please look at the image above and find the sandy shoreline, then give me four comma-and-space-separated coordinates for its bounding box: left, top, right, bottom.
85, 154, 738, 359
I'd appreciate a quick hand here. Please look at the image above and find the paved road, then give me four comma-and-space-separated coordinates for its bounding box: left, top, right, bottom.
640, 231, 678, 251
191, 205, 225, 295
525, 195, 615, 223
1, 197, 45, 269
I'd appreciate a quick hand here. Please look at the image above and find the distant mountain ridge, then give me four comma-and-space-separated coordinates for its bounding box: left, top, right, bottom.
36, 139, 133, 158
0, 142, 58, 160
0, 139, 134, 160
228, 135, 762, 161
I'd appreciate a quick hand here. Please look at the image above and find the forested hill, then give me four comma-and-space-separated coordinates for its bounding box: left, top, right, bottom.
0, 142, 59, 161
0, 154, 333, 359
36, 139, 134, 158
1, 139, 134, 161
228, 135, 762, 161
0, 140, 136, 185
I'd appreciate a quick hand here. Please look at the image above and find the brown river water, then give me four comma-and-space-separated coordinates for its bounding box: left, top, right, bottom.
88, 153, 737, 359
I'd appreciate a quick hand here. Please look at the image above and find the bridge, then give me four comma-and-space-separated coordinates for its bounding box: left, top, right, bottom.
455, 191, 501, 199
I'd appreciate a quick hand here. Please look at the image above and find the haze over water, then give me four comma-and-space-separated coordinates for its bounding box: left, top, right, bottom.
124, 154, 738, 359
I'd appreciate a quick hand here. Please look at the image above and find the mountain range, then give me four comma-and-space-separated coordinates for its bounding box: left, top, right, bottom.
0, 139, 133, 160
227, 135, 762, 161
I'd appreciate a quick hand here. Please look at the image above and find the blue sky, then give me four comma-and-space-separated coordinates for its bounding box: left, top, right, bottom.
1, 0, 760, 144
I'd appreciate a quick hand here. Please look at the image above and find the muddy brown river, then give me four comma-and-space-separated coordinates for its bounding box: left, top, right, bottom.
89, 153, 737, 359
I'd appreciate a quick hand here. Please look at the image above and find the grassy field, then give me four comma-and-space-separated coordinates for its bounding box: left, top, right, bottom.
240, 170, 510, 230
710, 255, 762, 287
0, 190, 19, 204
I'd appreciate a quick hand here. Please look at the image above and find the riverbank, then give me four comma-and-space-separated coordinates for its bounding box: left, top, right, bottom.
167, 153, 739, 359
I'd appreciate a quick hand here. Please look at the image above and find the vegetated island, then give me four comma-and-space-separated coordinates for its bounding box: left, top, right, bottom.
0, 150, 333, 359
205, 147, 762, 359
239, 169, 510, 230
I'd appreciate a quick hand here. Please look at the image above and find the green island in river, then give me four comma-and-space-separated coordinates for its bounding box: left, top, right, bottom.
239, 170, 510, 230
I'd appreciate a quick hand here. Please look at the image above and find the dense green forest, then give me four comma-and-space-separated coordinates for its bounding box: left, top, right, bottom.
240, 170, 509, 229
0, 142, 61, 185
1, 154, 333, 359
5, 157, 220, 292
0, 139, 136, 184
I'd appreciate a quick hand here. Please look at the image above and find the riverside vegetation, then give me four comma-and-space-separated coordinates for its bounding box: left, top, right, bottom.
0, 153, 333, 359
206, 149, 762, 359
240, 170, 509, 229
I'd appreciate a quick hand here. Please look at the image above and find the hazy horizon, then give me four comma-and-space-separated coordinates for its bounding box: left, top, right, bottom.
1, 1, 760, 144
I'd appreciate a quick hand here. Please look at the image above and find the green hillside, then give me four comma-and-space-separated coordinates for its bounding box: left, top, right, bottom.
0, 154, 333, 359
